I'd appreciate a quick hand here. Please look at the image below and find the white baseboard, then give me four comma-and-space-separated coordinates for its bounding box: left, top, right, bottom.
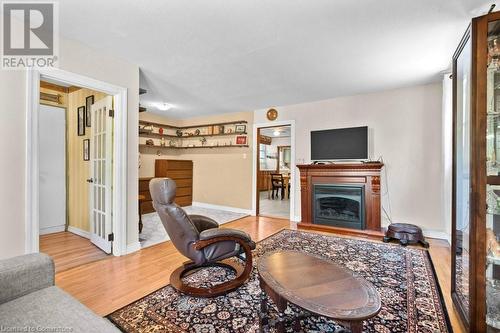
191, 202, 253, 216
67, 226, 90, 239
422, 229, 450, 243
126, 241, 141, 254
39, 225, 65, 235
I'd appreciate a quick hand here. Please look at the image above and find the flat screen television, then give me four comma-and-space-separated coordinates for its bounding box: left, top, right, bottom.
311, 126, 368, 161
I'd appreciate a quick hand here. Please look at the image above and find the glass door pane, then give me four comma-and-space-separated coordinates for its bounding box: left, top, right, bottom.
454, 34, 472, 321
486, 20, 500, 331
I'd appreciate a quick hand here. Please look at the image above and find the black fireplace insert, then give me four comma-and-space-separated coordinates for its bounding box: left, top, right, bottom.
313, 184, 365, 229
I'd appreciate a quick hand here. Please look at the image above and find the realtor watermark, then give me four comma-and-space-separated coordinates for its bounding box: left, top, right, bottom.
1, 1, 59, 69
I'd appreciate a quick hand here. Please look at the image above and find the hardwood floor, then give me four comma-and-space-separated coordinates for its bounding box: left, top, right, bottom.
40, 231, 109, 273
51, 216, 465, 332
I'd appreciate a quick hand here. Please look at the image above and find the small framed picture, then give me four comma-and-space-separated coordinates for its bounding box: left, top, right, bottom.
85, 95, 94, 127
83, 139, 90, 161
77, 106, 85, 136
235, 124, 246, 133
236, 135, 247, 145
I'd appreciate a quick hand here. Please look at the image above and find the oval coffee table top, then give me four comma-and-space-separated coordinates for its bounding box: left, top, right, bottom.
257, 251, 381, 321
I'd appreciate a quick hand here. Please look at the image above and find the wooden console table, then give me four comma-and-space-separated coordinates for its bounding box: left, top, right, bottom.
297, 163, 384, 238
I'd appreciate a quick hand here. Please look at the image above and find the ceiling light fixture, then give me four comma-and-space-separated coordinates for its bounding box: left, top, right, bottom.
153, 102, 172, 111
273, 130, 280, 136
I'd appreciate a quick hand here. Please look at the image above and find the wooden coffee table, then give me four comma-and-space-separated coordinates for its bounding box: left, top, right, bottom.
258, 251, 381, 333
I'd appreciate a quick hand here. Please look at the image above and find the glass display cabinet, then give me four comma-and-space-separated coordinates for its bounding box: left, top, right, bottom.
452, 11, 500, 333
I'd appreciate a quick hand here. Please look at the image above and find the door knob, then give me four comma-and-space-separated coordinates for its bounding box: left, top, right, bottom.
86, 178, 94, 183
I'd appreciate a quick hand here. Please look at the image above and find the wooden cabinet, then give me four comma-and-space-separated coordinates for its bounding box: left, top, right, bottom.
139, 177, 155, 214
451, 11, 500, 332
258, 171, 273, 191
155, 159, 193, 206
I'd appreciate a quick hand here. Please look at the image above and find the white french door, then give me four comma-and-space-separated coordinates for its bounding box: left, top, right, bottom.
89, 96, 114, 253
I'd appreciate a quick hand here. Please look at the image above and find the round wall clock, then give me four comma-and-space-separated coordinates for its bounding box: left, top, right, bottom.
266, 108, 278, 121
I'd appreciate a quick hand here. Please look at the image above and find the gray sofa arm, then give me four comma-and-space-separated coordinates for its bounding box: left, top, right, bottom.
0, 253, 55, 304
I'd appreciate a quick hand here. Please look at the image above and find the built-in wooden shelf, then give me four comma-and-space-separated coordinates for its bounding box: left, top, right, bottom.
139, 119, 249, 151
140, 144, 249, 150
140, 131, 248, 139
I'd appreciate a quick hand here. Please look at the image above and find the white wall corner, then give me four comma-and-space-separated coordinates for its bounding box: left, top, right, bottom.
67, 226, 90, 239
191, 202, 253, 216
126, 241, 142, 254
422, 229, 450, 244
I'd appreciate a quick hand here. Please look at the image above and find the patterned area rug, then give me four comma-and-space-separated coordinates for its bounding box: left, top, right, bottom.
109, 230, 451, 333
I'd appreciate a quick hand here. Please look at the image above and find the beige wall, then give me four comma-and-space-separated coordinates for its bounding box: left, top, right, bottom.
0, 37, 139, 259
139, 111, 254, 210
67, 88, 108, 232
254, 82, 445, 235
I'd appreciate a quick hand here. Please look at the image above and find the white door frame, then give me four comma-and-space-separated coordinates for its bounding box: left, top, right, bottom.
252, 120, 298, 222
26, 68, 128, 256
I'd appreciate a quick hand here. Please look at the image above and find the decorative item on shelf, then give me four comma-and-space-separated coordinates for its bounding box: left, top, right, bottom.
83, 139, 90, 161
187, 132, 194, 136
259, 135, 272, 145
156, 150, 162, 156
200, 137, 207, 146
85, 95, 94, 127
266, 108, 278, 121
139, 124, 153, 134
145, 139, 154, 146
194, 129, 200, 136
236, 136, 247, 145
487, 228, 500, 257
235, 124, 246, 133
160, 137, 166, 147
169, 140, 176, 147
218, 125, 224, 134
77, 106, 85, 136
176, 129, 183, 137
208, 126, 213, 135
226, 128, 233, 134
159, 127, 164, 135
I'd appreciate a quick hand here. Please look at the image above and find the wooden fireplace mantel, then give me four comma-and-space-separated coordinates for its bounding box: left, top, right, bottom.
297, 162, 384, 239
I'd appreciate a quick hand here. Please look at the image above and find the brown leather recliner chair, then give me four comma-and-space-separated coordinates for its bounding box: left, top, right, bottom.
150, 178, 256, 297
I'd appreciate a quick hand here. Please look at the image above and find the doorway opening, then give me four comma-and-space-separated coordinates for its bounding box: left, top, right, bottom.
255, 124, 294, 219
26, 69, 128, 272
38, 79, 115, 271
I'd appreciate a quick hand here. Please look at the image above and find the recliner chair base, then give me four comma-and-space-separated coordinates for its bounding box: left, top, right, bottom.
169, 236, 253, 297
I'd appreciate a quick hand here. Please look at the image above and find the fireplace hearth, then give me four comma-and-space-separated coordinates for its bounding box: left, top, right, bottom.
297, 163, 383, 238
314, 185, 365, 229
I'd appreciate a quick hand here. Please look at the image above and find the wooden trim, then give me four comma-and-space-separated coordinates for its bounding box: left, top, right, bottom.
40, 80, 68, 93
297, 223, 384, 240
256, 128, 261, 216
469, 14, 487, 333
40, 91, 61, 104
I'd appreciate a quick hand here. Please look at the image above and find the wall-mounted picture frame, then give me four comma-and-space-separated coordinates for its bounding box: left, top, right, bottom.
236, 135, 247, 145
85, 95, 94, 127
235, 124, 246, 133
83, 139, 90, 161
77, 106, 85, 136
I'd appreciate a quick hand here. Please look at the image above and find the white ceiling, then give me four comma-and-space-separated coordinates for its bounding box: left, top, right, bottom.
59, 0, 493, 118
261, 126, 291, 138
